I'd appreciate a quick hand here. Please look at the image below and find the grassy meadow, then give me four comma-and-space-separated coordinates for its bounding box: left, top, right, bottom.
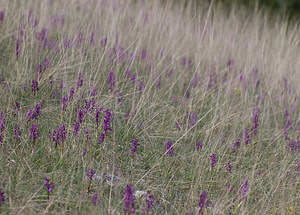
0, 0, 299, 214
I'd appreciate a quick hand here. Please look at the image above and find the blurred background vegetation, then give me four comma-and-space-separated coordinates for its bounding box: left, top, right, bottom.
171, 0, 300, 20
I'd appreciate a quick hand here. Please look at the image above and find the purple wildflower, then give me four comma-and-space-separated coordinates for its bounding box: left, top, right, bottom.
77, 73, 83, 88
103, 109, 112, 136
130, 139, 138, 157
59, 80, 63, 90
284, 108, 290, 121
82, 149, 87, 157
189, 112, 197, 127
239, 178, 248, 200
85, 129, 91, 142
123, 185, 135, 214
0, 11, 4, 22
251, 108, 260, 136
27, 103, 43, 123
51, 124, 66, 149
141, 49, 147, 60
185, 90, 190, 99
210, 154, 216, 168
31, 80, 39, 93
15, 102, 20, 111
244, 127, 251, 145
284, 119, 292, 139
69, 87, 74, 101
87, 169, 96, 193
286, 139, 300, 153
108, 71, 115, 90
77, 108, 85, 123
155, 79, 161, 89
192, 74, 200, 88
196, 139, 202, 151
87, 169, 96, 179
92, 194, 100, 205
90, 31, 96, 46
0, 188, 4, 207
15, 39, 20, 58
226, 162, 232, 173
61, 95, 68, 111
145, 193, 154, 212
95, 105, 103, 129
30, 123, 39, 142
165, 141, 174, 157
84, 99, 95, 113
73, 120, 80, 137
0, 111, 5, 132
14, 126, 21, 142
100, 37, 107, 47
36, 64, 42, 79
198, 191, 209, 214
130, 74, 136, 85
98, 132, 105, 144
139, 81, 144, 93
230, 139, 241, 152
43, 177, 54, 200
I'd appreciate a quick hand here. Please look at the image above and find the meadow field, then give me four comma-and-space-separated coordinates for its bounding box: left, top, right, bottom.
0, 0, 299, 214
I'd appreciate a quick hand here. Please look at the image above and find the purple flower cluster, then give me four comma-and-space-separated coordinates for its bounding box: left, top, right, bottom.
73, 108, 85, 137
239, 178, 248, 200
198, 191, 209, 214
108, 71, 115, 90
165, 141, 174, 157
27, 103, 43, 123
14, 126, 21, 142
123, 185, 135, 214
87, 169, 96, 179
196, 139, 202, 151
145, 193, 154, 212
73, 120, 81, 137
84, 99, 96, 114
226, 162, 232, 173
77, 73, 83, 88
0, 188, 4, 207
43, 177, 54, 200
286, 139, 300, 153
87, 169, 96, 194
139, 81, 144, 93
210, 154, 216, 168
0, 111, 5, 144
31, 80, 39, 94
92, 194, 100, 205
61, 95, 68, 111
30, 123, 39, 142
85, 129, 91, 142
103, 109, 112, 136
251, 107, 260, 136
51, 124, 66, 149
0, 11, 5, 22
230, 139, 241, 152
130, 138, 138, 157
189, 112, 197, 127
